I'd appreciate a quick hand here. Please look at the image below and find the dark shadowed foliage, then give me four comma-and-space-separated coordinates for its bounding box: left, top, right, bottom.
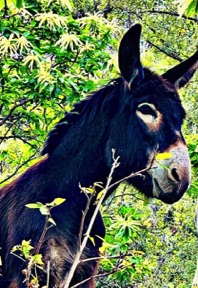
0, 24, 197, 288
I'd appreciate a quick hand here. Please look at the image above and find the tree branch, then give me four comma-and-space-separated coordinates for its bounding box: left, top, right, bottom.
146, 39, 183, 62
124, 8, 198, 22
0, 99, 31, 126
146, 9, 198, 22
3, 0, 9, 18
0, 135, 39, 148
0, 152, 38, 186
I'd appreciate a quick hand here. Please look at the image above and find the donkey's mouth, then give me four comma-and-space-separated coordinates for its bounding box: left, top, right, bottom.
153, 178, 189, 204
152, 178, 164, 199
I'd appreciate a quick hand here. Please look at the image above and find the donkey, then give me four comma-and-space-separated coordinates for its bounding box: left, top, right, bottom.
0, 24, 197, 288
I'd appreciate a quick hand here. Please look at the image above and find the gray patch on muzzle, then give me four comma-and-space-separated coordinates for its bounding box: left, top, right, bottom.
148, 141, 191, 204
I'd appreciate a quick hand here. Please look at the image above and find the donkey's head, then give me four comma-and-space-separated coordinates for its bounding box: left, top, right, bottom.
106, 24, 197, 204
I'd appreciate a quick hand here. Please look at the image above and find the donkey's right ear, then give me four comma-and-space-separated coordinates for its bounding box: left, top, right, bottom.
162, 50, 198, 89
118, 24, 144, 85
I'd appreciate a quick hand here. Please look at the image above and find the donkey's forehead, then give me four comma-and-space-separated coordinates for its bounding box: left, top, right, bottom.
143, 69, 176, 93
129, 73, 180, 103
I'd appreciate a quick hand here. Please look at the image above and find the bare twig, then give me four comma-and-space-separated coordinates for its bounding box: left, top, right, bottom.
64, 151, 155, 288
10, 252, 26, 263
71, 252, 124, 288
77, 188, 95, 248
79, 251, 130, 264
63, 150, 120, 288
146, 39, 183, 62
34, 217, 49, 255
46, 261, 50, 288
104, 157, 155, 193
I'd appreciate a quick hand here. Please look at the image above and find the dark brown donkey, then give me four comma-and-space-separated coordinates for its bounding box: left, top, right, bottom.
0, 24, 198, 287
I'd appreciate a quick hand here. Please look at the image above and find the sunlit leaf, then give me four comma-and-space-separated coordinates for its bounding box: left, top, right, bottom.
16, 0, 23, 8
96, 189, 105, 200
32, 254, 44, 265
39, 207, 50, 215
25, 203, 44, 209
48, 217, 56, 226
48, 198, 66, 207
156, 152, 173, 160
88, 236, 95, 246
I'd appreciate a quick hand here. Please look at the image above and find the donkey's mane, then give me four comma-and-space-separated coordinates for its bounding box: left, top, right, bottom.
41, 78, 123, 155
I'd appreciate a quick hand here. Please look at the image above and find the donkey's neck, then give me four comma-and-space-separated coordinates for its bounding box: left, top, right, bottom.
47, 81, 125, 194
49, 122, 111, 192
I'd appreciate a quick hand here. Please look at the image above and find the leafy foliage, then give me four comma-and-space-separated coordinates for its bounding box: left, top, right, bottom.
0, 0, 119, 184
98, 186, 198, 287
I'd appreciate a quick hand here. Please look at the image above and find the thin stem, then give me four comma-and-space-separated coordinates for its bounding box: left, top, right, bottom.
71, 253, 124, 288
78, 190, 94, 248
46, 261, 50, 288
63, 152, 120, 288
79, 252, 129, 264
146, 9, 198, 22
35, 213, 49, 255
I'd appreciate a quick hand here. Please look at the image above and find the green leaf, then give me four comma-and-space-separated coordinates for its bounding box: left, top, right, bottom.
25, 203, 44, 209
16, 0, 23, 8
88, 236, 95, 246
39, 207, 50, 215
47, 198, 66, 207
48, 217, 56, 226
32, 254, 43, 265
21, 239, 33, 258
186, 0, 198, 16
97, 189, 105, 200
0, 0, 5, 10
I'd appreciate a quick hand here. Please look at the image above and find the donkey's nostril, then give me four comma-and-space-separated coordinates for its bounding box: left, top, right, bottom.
171, 168, 180, 182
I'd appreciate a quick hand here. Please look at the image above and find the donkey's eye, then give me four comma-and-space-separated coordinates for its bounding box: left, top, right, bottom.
136, 103, 162, 131
137, 103, 157, 118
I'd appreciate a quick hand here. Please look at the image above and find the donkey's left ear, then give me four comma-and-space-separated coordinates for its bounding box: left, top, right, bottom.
162, 50, 198, 89
118, 24, 144, 84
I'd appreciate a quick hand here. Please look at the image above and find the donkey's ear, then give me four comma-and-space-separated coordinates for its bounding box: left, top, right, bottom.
162, 50, 198, 89
118, 24, 144, 84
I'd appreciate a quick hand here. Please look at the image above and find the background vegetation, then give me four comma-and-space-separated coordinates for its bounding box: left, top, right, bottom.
0, 0, 198, 287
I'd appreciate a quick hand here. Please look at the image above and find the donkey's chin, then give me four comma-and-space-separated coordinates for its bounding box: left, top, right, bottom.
152, 179, 189, 204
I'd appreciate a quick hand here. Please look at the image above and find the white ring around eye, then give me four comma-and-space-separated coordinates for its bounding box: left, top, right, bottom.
138, 103, 157, 111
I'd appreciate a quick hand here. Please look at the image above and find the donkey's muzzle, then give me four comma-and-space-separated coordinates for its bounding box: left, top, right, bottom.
154, 178, 190, 204
149, 140, 191, 204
